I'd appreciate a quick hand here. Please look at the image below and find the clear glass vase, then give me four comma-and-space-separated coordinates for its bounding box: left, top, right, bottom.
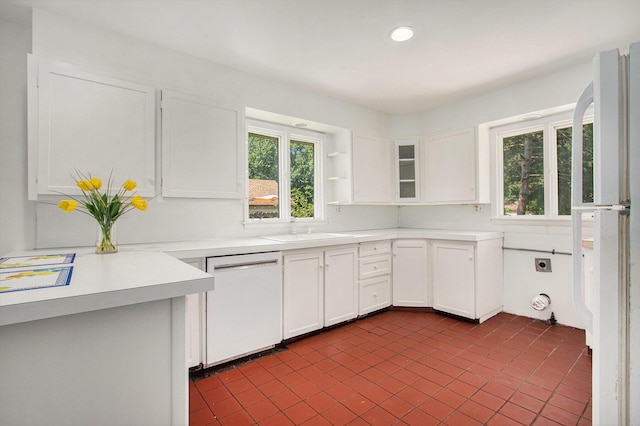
96, 222, 117, 254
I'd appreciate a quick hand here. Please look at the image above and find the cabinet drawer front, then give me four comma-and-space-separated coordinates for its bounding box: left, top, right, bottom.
359, 276, 391, 315
359, 241, 391, 257
359, 255, 391, 279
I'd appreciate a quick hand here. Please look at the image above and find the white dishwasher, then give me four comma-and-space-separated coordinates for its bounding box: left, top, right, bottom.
205, 252, 282, 366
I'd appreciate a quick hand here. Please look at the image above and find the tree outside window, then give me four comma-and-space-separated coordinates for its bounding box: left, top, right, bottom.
496, 112, 593, 219
247, 123, 322, 221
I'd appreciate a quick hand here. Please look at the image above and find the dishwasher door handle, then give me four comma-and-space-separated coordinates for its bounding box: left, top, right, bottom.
213, 259, 279, 272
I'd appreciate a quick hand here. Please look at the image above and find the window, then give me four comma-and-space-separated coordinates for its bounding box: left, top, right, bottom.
493, 110, 593, 220
247, 121, 323, 222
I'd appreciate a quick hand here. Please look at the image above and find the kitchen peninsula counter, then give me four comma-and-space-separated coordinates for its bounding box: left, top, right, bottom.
0, 249, 214, 426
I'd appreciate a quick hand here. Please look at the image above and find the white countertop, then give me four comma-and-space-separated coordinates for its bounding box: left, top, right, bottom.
155, 228, 504, 259
0, 228, 501, 326
0, 249, 214, 326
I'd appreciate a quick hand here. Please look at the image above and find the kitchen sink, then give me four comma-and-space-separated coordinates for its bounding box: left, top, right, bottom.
261, 232, 354, 242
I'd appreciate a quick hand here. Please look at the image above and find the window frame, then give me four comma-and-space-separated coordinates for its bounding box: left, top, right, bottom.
490, 108, 593, 224
245, 120, 324, 225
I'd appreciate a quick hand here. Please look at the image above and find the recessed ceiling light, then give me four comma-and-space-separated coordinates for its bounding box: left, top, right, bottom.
390, 26, 414, 42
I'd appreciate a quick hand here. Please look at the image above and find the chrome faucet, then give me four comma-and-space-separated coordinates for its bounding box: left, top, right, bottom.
290, 217, 297, 235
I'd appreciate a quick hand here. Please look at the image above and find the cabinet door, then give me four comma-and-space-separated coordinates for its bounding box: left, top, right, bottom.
283, 251, 324, 339
392, 239, 429, 306
394, 139, 419, 202
324, 247, 358, 326
431, 241, 476, 318
161, 90, 244, 198
352, 135, 393, 203
30, 56, 156, 199
421, 127, 476, 203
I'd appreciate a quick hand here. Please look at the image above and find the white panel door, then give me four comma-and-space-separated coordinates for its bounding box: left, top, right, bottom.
421, 127, 476, 203
32, 56, 156, 198
392, 239, 428, 306
352, 135, 393, 203
161, 90, 244, 198
283, 251, 324, 339
324, 246, 358, 326
432, 241, 476, 318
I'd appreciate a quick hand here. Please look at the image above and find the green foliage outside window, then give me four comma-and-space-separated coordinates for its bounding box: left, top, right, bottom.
248, 132, 316, 219
502, 123, 593, 216
290, 140, 315, 218
503, 130, 544, 215
557, 124, 594, 215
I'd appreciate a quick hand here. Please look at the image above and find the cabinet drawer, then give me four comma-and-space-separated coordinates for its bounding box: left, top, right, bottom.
359, 241, 391, 257
359, 275, 391, 315
359, 255, 391, 279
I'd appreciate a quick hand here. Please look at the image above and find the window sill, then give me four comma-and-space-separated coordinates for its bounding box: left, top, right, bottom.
491, 215, 593, 227
243, 219, 329, 230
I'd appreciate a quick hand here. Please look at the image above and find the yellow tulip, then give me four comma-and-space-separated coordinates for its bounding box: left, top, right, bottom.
131, 196, 148, 211
58, 199, 78, 212
77, 180, 93, 191
90, 177, 102, 190
123, 180, 137, 191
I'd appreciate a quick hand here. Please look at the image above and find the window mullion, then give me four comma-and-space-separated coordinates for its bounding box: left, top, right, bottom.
546, 124, 558, 217
281, 135, 291, 221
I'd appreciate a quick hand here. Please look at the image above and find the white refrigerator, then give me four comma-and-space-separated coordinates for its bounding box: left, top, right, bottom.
572, 42, 638, 425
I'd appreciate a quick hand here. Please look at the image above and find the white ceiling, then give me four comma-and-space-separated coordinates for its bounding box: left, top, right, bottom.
3, 0, 640, 114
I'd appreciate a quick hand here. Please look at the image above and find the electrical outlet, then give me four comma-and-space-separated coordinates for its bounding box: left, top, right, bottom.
535, 258, 552, 272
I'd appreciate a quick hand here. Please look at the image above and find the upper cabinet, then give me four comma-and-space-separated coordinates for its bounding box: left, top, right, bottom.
27, 56, 246, 201
161, 91, 244, 199
351, 135, 393, 203
28, 56, 156, 199
394, 139, 420, 202
420, 127, 489, 204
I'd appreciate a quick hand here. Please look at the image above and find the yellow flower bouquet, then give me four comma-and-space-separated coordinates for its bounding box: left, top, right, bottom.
57, 171, 148, 253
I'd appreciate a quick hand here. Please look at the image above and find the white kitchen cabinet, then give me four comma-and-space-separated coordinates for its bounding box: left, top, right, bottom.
392, 239, 429, 306
430, 237, 503, 322
420, 127, 489, 204
324, 246, 358, 326
182, 258, 205, 369
28, 56, 156, 199
283, 250, 325, 339
358, 241, 392, 315
351, 134, 393, 203
283, 246, 358, 338
360, 276, 392, 315
394, 139, 420, 202
161, 90, 244, 199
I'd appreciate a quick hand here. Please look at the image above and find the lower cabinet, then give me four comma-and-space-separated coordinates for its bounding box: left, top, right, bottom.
392, 239, 429, 306
283, 250, 324, 339
324, 247, 359, 326
430, 238, 503, 322
358, 241, 392, 315
283, 246, 357, 339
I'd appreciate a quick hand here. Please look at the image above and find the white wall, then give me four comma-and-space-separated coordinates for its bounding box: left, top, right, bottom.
391, 63, 595, 328
0, 16, 35, 255
4, 7, 626, 329
26, 9, 398, 249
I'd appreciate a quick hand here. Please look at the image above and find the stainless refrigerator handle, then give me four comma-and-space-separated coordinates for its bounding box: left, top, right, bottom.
571, 82, 594, 333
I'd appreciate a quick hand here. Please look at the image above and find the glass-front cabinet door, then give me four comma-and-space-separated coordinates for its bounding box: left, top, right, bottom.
394, 139, 419, 202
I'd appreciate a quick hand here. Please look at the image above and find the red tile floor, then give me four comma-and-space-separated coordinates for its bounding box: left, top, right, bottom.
190, 310, 592, 425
